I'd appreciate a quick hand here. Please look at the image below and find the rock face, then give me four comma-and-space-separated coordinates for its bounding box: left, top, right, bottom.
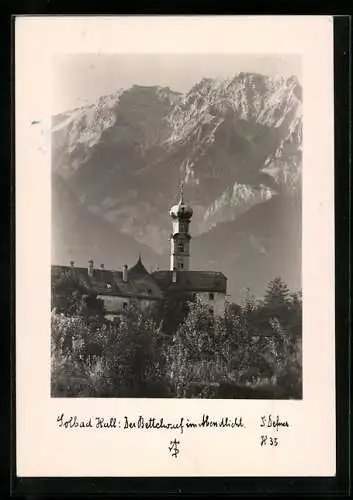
52, 173, 160, 271
52, 73, 302, 301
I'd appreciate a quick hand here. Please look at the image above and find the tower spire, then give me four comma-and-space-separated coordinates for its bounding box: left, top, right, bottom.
169, 181, 193, 272
180, 181, 184, 203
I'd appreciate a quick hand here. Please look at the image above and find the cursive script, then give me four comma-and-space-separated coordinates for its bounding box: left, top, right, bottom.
57, 414, 93, 429
56, 413, 246, 434
260, 414, 289, 431
57, 414, 118, 429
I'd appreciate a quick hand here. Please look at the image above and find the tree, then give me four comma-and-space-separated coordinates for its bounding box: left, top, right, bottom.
264, 277, 290, 310
154, 290, 195, 335
241, 287, 258, 314
51, 271, 86, 315
287, 290, 302, 338
77, 294, 105, 321
52, 270, 105, 319
260, 280, 302, 397
105, 303, 166, 397
224, 295, 275, 386
51, 304, 168, 398
165, 299, 229, 397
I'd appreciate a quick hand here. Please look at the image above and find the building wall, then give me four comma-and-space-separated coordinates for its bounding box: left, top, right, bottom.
172, 219, 190, 234
170, 234, 190, 271
97, 291, 225, 318
97, 295, 158, 315
195, 291, 226, 316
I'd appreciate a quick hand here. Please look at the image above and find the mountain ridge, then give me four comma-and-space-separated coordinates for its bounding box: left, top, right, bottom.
52, 72, 302, 300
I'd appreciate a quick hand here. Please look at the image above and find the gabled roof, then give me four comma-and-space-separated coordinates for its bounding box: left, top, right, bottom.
152, 270, 227, 293
52, 257, 228, 298
52, 258, 163, 300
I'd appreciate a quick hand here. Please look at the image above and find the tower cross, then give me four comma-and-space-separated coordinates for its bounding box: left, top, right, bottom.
179, 181, 185, 203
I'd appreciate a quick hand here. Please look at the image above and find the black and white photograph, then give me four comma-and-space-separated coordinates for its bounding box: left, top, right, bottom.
50, 53, 303, 400
16, 16, 337, 480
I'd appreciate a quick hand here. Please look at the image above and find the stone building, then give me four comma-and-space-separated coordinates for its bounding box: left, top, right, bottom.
51, 186, 227, 318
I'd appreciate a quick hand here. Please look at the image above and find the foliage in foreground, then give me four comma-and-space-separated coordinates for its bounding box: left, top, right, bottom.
51, 277, 302, 399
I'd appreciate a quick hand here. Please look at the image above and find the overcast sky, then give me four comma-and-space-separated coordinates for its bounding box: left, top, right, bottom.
52, 53, 301, 114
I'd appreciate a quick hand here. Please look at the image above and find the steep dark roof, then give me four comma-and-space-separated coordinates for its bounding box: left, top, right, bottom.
128, 255, 149, 276
152, 270, 227, 293
52, 260, 163, 300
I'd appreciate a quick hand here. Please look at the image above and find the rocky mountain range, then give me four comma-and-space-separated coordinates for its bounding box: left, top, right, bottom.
52, 72, 302, 301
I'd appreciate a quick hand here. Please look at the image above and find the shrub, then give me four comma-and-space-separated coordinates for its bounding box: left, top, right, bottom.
164, 300, 231, 397
51, 305, 168, 398
163, 279, 302, 399
51, 277, 302, 399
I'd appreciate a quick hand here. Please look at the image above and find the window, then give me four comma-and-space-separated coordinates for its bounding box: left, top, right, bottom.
177, 242, 184, 252
178, 261, 184, 270
147, 288, 152, 295
209, 292, 214, 300
123, 302, 128, 310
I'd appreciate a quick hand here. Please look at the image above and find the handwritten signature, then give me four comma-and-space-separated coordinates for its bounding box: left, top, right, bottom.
169, 439, 180, 458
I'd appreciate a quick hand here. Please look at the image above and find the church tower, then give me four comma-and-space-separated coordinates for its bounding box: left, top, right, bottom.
169, 183, 193, 271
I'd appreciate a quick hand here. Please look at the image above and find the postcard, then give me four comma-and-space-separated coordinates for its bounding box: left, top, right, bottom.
15, 15, 335, 477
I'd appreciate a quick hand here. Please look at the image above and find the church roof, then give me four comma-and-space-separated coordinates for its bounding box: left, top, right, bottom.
127, 255, 149, 276
52, 259, 163, 300
152, 270, 227, 293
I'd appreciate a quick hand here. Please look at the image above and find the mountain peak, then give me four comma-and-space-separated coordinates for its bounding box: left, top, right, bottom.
52, 71, 302, 295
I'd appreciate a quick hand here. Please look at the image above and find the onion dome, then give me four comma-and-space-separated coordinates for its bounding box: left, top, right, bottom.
169, 183, 193, 219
